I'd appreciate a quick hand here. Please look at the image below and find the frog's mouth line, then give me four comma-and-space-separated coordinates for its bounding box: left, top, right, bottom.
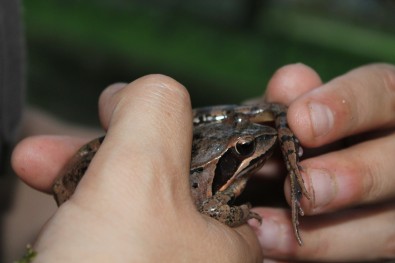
217, 149, 273, 194
238, 156, 266, 179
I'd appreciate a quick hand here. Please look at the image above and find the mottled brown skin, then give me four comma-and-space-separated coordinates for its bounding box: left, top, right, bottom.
53, 137, 103, 206
198, 177, 262, 226
53, 103, 309, 245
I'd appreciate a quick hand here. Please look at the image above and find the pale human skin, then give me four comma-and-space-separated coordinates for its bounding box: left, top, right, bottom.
255, 63, 395, 262
11, 63, 395, 262
12, 75, 262, 262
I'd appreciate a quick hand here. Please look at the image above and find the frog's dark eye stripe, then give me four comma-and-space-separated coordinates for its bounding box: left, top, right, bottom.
213, 150, 240, 194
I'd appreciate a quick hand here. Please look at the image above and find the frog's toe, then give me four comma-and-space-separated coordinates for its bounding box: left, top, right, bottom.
248, 211, 262, 225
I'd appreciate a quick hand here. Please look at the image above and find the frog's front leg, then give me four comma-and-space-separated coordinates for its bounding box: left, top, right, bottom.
199, 178, 262, 227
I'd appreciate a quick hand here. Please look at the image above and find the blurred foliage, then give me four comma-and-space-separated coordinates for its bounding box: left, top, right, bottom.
23, 0, 395, 125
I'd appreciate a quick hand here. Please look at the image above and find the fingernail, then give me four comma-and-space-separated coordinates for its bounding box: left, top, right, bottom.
308, 168, 337, 210
108, 82, 128, 95
254, 217, 286, 251
308, 102, 334, 137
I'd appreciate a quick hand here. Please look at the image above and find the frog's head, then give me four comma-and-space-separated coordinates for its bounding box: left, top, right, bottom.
212, 122, 277, 195
191, 121, 277, 197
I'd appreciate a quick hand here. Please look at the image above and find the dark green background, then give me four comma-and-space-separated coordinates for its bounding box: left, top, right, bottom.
24, 0, 395, 126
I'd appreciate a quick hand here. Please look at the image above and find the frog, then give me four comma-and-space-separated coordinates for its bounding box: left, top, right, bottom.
53, 103, 310, 245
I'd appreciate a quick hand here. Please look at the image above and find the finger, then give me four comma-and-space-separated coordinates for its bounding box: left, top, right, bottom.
74, 74, 194, 213
252, 203, 395, 261
11, 135, 88, 192
288, 63, 395, 147
265, 63, 323, 105
98, 82, 127, 130
11, 82, 127, 193
288, 133, 395, 215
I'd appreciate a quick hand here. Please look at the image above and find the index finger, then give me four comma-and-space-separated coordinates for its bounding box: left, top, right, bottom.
289, 63, 395, 147
265, 63, 323, 105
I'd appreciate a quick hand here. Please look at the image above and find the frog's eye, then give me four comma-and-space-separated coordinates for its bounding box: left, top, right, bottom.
235, 137, 256, 157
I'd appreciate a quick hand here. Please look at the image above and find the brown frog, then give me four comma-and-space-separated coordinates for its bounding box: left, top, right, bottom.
53, 103, 310, 245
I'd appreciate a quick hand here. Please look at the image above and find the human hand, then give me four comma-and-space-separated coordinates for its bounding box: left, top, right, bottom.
12, 75, 262, 262
251, 63, 395, 262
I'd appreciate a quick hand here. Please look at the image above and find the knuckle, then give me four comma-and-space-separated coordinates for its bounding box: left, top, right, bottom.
360, 136, 395, 203
362, 159, 386, 203
367, 64, 395, 115
347, 64, 395, 126
374, 63, 395, 92
378, 65, 395, 115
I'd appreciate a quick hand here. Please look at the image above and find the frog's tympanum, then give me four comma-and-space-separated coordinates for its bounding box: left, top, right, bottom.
53, 103, 310, 245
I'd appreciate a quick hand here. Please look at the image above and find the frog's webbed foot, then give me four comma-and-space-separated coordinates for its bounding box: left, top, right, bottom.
273, 106, 310, 246
199, 193, 262, 227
